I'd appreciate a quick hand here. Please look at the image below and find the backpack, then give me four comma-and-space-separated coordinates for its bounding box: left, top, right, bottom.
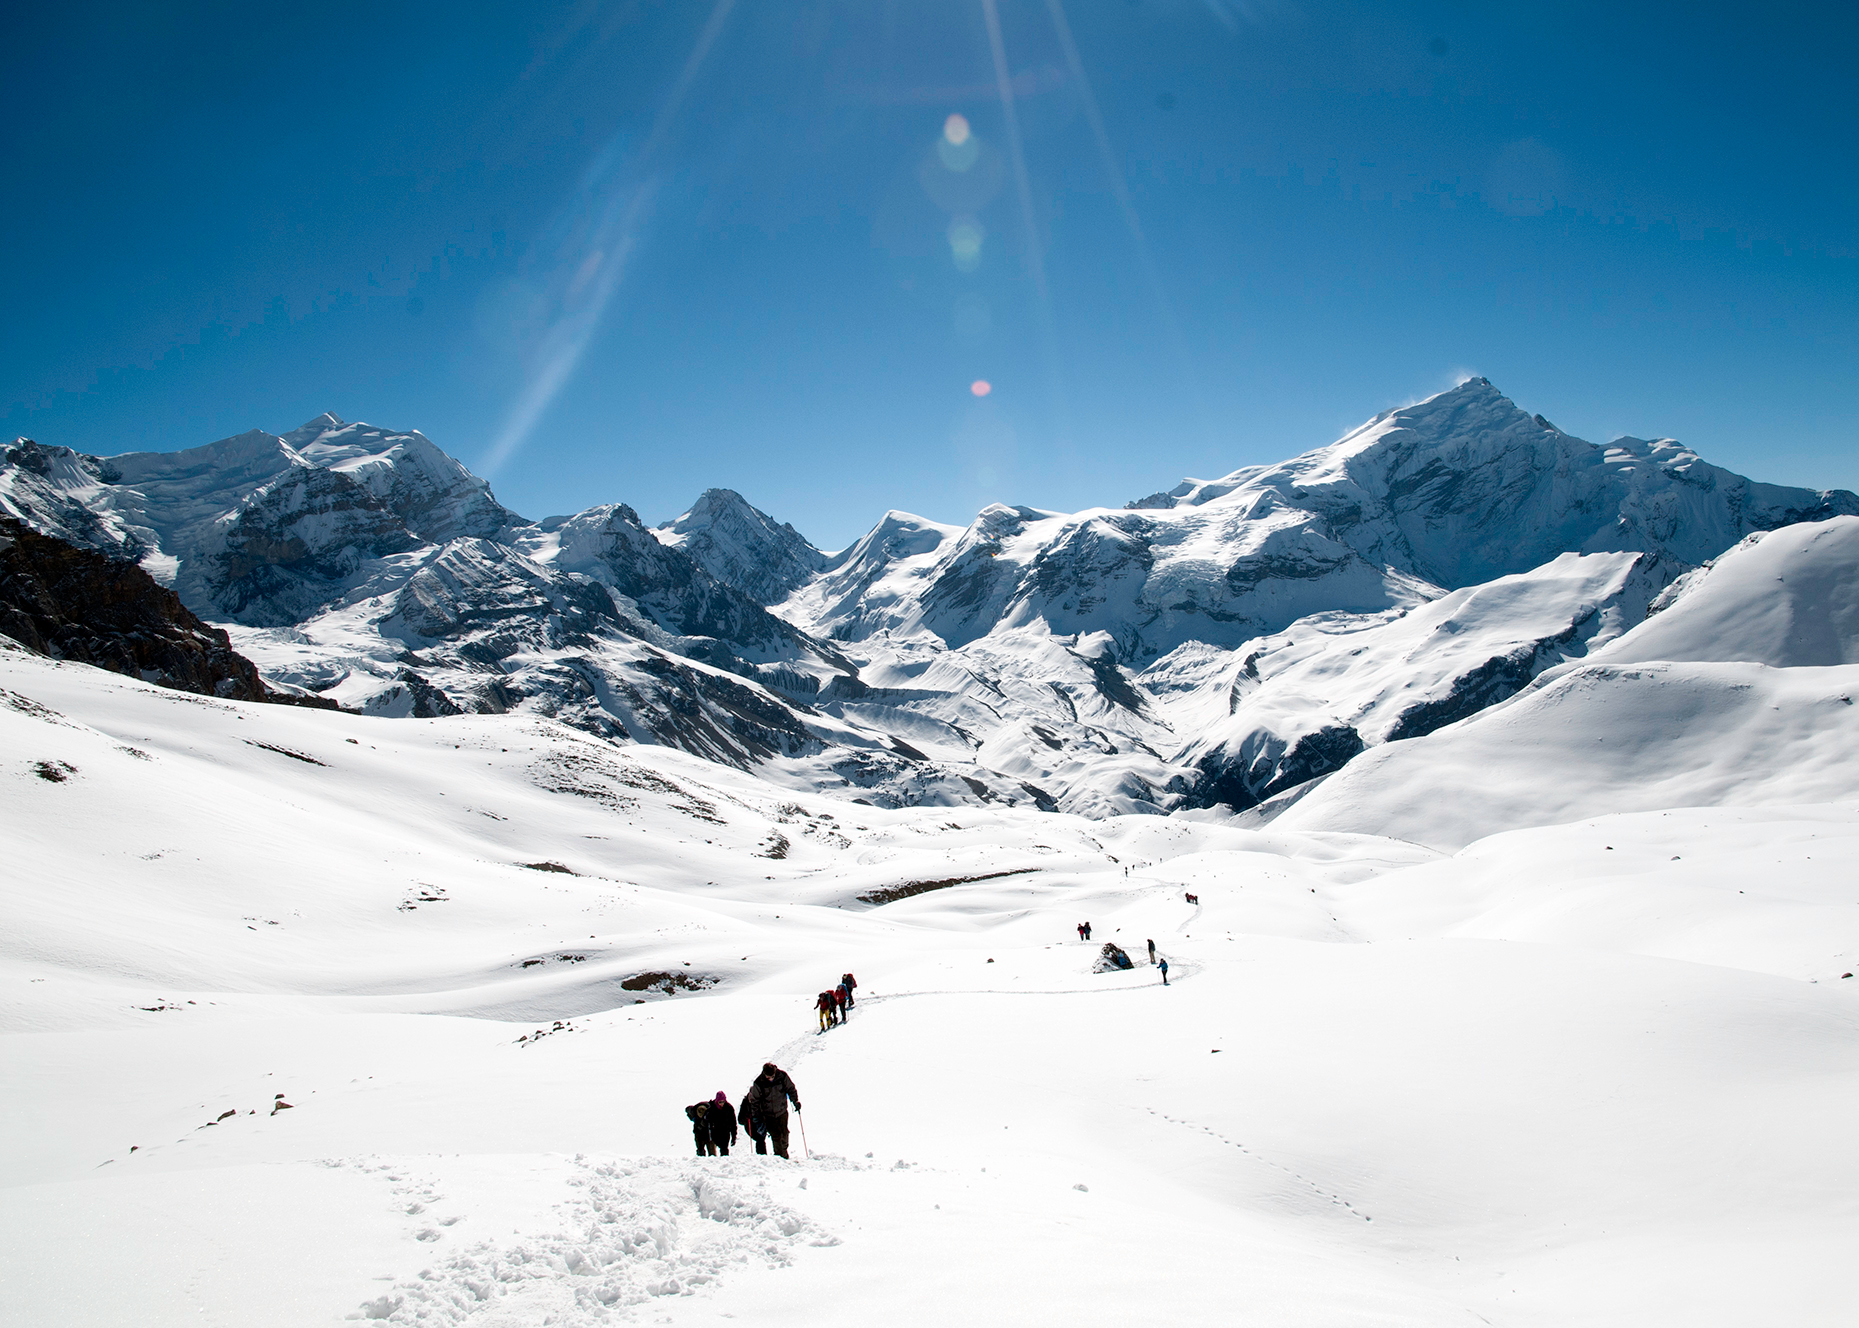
685, 1102, 709, 1125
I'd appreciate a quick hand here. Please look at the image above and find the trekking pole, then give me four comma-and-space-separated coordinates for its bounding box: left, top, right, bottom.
797, 1109, 811, 1160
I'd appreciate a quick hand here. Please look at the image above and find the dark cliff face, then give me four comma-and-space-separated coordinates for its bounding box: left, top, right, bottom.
208, 467, 424, 625
0, 517, 332, 707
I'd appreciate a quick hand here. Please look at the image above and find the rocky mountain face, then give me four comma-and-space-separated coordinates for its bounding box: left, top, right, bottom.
0, 515, 329, 706
657, 488, 827, 606
5, 380, 1853, 816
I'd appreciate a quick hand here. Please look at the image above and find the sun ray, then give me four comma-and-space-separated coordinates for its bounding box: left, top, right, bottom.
481, 0, 737, 480
1043, 0, 1184, 341
980, 0, 1072, 447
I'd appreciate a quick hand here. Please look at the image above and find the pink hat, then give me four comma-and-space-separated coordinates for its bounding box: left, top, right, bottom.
714, 1091, 728, 1104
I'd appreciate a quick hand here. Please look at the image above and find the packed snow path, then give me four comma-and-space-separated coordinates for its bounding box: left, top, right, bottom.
3, 646, 1858, 1325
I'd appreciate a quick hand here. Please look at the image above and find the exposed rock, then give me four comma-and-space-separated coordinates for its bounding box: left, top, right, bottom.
1093, 943, 1134, 972
0, 516, 333, 707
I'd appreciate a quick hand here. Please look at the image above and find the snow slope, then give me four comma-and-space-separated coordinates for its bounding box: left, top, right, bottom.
3, 644, 1857, 1325
1272, 515, 1859, 848
1591, 515, 1859, 668
1176, 550, 1667, 808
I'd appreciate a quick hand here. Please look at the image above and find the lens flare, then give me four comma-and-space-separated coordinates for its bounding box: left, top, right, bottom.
943, 113, 971, 145
947, 217, 984, 271
971, 379, 992, 397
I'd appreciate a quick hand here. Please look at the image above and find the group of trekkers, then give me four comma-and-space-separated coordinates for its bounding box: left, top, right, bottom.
815, 972, 857, 1031
685, 1061, 803, 1159
681, 974, 856, 1161
1075, 921, 1093, 941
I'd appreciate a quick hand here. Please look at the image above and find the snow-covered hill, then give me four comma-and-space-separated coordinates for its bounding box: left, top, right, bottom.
3, 631, 1856, 1326
1263, 515, 1859, 848
1175, 550, 1668, 809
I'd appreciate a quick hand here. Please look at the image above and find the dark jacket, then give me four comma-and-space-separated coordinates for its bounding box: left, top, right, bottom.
743, 1067, 800, 1123
686, 1100, 739, 1146
708, 1099, 738, 1145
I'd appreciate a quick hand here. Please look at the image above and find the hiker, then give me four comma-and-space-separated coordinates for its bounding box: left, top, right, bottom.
740, 1094, 764, 1152
742, 1062, 801, 1158
705, 1091, 738, 1155
1158, 957, 1170, 986
840, 972, 858, 1008
1146, 938, 1156, 963
816, 989, 837, 1031
833, 981, 849, 1021
1083, 921, 1092, 941
686, 1095, 735, 1157
1184, 892, 1198, 905
1076, 923, 1086, 941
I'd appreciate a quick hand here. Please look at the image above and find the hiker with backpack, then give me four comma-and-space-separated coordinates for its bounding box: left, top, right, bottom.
1158, 957, 1170, 986
1082, 921, 1092, 941
840, 972, 857, 1008
833, 981, 849, 1022
685, 1091, 738, 1156
816, 989, 838, 1031
742, 1062, 801, 1159
1146, 938, 1157, 964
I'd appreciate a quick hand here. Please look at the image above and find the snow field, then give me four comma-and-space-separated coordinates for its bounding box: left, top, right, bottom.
4, 648, 1859, 1325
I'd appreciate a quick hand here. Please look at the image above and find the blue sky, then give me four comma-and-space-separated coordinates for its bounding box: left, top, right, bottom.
4, 1, 1854, 550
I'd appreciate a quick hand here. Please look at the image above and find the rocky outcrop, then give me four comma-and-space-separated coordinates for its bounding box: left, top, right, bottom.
0, 516, 333, 706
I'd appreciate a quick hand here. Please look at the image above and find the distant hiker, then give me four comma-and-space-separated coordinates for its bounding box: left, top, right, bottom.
1158, 957, 1170, 986
1146, 938, 1156, 963
833, 982, 850, 1020
743, 1062, 801, 1159
685, 1093, 737, 1157
816, 990, 838, 1031
1184, 892, 1198, 905
1083, 922, 1092, 941
1076, 923, 1086, 941
840, 972, 858, 1008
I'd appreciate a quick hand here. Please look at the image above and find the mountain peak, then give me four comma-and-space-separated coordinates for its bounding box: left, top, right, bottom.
663, 488, 757, 532
294, 412, 347, 433
655, 487, 824, 606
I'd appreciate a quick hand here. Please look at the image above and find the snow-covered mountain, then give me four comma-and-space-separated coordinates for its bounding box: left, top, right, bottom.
657, 488, 827, 606
1266, 515, 1859, 848
4, 379, 1854, 815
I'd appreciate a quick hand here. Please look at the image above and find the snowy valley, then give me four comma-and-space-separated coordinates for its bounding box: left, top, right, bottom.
4, 380, 1858, 1326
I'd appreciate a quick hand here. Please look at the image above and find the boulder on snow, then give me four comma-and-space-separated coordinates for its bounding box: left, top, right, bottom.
1093, 943, 1134, 973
